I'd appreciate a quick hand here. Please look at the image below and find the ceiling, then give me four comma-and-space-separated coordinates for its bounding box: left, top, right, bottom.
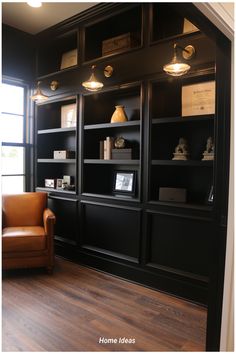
2, 2, 98, 35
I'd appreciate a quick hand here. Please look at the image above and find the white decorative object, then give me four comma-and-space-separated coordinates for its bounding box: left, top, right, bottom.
53, 150, 69, 159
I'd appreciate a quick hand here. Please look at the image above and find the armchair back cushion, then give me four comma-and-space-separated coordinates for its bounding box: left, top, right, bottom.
2, 193, 47, 227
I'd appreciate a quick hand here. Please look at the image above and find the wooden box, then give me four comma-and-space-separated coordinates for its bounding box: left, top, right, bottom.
159, 187, 187, 203
102, 33, 138, 56
112, 148, 132, 160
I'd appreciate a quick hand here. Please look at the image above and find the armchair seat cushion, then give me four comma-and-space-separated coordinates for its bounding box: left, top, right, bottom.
2, 226, 46, 253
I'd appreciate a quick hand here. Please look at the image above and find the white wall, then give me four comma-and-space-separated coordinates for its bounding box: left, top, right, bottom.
195, 3, 234, 352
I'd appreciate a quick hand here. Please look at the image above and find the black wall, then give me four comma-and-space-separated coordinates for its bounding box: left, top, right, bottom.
2, 24, 35, 81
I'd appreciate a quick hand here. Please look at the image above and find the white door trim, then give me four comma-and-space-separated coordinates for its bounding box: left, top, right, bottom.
194, 3, 234, 351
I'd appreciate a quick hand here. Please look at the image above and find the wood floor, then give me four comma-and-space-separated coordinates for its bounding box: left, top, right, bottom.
2, 257, 207, 351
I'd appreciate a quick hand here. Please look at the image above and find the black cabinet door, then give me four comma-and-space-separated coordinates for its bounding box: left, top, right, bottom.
48, 197, 78, 245
146, 211, 212, 277
81, 201, 141, 262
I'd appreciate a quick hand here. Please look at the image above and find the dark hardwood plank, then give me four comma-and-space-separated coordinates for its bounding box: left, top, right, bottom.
2, 257, 207, 351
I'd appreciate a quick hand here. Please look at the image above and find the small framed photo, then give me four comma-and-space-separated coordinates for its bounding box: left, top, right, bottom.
207, 185, 214, 204
63, 175, 73, 186
60, 49, 77, 70
56, 178, 63, 190
61, 104, 76, 128
113, 170, 136, 196
45, 179, 56, 188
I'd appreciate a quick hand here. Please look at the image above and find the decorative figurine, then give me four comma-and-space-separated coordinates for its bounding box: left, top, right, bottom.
114, 136, 126, 149
172, 137, 189, 160
202, 136, 214, 160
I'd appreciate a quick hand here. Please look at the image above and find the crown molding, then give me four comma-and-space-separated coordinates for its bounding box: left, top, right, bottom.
194, 3, 234, 41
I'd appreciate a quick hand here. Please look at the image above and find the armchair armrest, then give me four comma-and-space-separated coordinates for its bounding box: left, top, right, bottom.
43, 208, 56, 272
43, 208, 56, 236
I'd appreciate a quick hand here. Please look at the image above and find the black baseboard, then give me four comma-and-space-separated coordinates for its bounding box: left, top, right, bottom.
55, 242, 208, 305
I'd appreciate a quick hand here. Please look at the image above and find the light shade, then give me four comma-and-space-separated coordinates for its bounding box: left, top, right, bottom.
163, 62, 191, 77
27, 1, 42, 8
163, 43, 194, 77
31, 82, 48, 102
82, 66, 104, 92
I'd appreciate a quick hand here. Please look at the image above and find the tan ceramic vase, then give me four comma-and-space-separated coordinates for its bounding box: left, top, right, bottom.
110, 105, 128, 123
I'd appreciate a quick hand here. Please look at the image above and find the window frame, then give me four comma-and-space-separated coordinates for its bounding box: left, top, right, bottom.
1, 77, 31, 193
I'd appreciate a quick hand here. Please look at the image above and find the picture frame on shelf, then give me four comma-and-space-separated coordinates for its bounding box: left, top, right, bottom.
61, 104, 76, 128
206, 185, 214, 205
182, 81, 216, 116
45, 179, 56, 188
56, 179, 64, 190
60, 49, 77, 70
113, 170, 136, 196
63, 175, 73, 186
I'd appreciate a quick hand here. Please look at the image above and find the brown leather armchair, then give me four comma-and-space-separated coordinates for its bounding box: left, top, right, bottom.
2, 192, 56, 273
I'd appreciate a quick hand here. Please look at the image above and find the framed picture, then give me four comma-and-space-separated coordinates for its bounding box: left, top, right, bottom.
182, 81, 215, 116
56, 178, 63, 190
45, 179, 56, 188
207, 185, 214, 204
113, 170, 136, 196
60, 49, 77, 70
183, 18, 199, 34
63, 175, 73, 186
61, 104, 76, 128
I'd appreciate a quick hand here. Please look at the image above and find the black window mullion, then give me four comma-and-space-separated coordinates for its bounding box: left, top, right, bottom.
1, 142, 26, 147
2, 174, 25, 177
1, 112, 24, 118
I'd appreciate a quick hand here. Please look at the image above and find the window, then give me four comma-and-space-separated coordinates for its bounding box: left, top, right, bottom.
1, 82, 27, 194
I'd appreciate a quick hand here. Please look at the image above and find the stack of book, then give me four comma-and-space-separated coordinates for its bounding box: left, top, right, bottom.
99, 137, 132, 160
100, 137, 114, 160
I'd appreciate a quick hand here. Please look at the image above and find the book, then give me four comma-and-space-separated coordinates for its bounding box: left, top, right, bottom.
99, 141, 104, 159
106, 137, 114, 160
104, 140, 108, 160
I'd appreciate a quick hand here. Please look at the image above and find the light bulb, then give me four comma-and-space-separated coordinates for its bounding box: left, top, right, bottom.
27, 1, 42, 8
163, 62, 190, 77
82, 68, 104, 92
31, 82, 48, 102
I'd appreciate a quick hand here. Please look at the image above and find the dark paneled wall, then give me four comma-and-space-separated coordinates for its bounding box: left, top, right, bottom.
2, 24, 35, 81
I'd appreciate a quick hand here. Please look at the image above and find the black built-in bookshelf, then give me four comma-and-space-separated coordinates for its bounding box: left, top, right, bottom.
34, 3, 231, 350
